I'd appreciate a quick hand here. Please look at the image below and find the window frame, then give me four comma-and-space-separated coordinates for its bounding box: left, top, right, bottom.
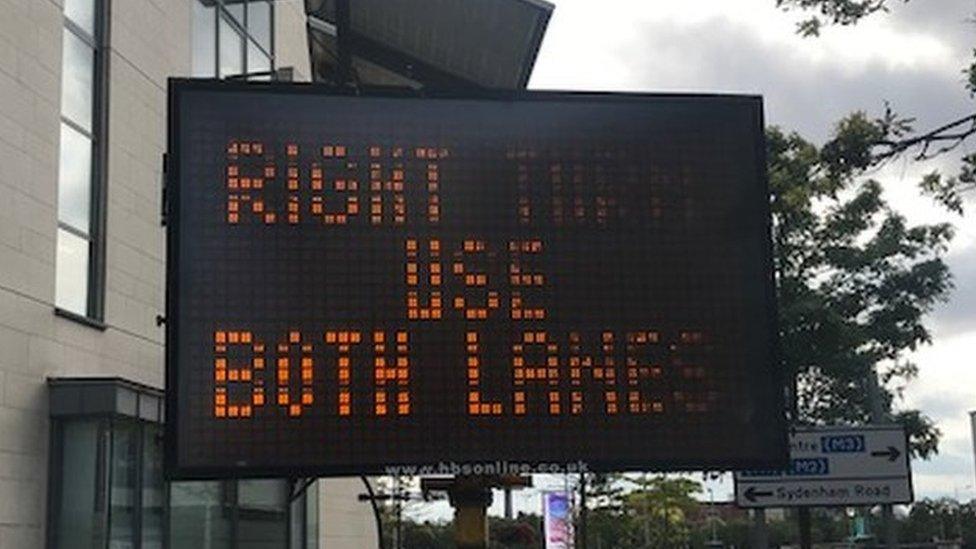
55, 0, 110, 325
199, 0, 276, 79
47, 416, 165, 549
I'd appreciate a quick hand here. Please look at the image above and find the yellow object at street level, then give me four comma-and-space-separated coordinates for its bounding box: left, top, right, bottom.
421, 475, 531, 549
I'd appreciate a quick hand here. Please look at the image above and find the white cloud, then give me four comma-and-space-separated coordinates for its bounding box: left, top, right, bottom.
902, 330, 976, 497
531, 0, 966, 93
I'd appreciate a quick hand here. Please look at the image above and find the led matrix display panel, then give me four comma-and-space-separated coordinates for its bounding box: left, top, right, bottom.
166, 80, 786, 479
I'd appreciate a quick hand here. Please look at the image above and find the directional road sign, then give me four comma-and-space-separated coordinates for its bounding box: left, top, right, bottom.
734, 425, 913, 508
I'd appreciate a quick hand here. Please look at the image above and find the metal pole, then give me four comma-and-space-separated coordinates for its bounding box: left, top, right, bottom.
970, 411, 976, 491
798, 507, 812, 549
866, 367, 898, 548
661, 485, 669, 547
395, 478, 402, 549
709, 487, 717, 542
504, 487, 513, 520
752, 509, 768, 549
449, 476, 493, 549
642, 492, 650, 548
578, 473, 588, 549
335, 0, 352, 86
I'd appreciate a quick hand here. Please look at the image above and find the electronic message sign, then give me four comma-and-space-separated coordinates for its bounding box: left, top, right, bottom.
165, 79, 786, 479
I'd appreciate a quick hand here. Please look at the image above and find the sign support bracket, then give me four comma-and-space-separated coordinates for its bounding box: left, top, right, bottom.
421, 475, 531, 549
288, 477, 318, 503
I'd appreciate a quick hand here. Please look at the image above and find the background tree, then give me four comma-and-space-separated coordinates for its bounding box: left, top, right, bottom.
776, 0, 976, 213
581, 474, 702, 548
895, 498, 976, 544
582, 472, 626, 513
489, 513, 542, 548
687, 508, 851, 547
768, 125, 954, 455
399, 519, 453, 549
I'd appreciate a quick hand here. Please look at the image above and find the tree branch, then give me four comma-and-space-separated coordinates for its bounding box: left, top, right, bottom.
872, 113, 976, 164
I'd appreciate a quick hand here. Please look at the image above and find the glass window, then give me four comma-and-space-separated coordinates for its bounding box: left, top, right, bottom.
55, 228, 90, 316
168, 480, 295, 548
169, 482, 232, 549
49, 412, 322, 549
53, 426, 313, 549
237, 480, 288, 549
194, 0, 273, 79
219, 16, 244, 77
289, 481, 318, 549
56, 0, 104, 321
141, 427, 165, 549
224, 0, 245, 27
247, 40, 271, 79
109, 422, 138, 548
247, 0, 272, 52
53, 420, 106, 549
239, 480, 286, 512
192, 0, 217, 77
64, 0, 95, 35
57, 123, 93, 233
61, 29, 94, 132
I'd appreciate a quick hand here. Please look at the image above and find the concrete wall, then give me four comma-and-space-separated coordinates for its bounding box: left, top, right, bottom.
319, 478, 381, 549
1, 0, 88, 545
0, 0, 365, 547
275, 0, 312, 81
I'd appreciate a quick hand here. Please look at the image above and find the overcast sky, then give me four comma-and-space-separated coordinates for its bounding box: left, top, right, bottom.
408, 0, 976, 520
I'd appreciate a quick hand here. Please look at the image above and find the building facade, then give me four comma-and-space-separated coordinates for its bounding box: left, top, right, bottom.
0, 0, 377, 547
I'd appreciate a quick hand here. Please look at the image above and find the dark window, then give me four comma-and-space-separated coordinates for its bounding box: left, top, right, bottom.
48, 413, 309, 549
109, 421, 139, 546
167, 479, 305, 548
141, 427, 165, 549
50, 419, 109, 549
49, 418, 164, 549
167, 481, 233, 549
237, 480, 289, 547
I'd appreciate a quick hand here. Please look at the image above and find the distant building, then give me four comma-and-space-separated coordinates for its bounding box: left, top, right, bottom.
0, 0, 549, 547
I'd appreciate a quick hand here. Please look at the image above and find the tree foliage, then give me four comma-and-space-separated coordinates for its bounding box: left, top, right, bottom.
489, 514, 542, 548
775, 0, 904, 36
897, 498, 976, 544
768, 125, 954, 457
581, 474, 703, 548
777, 0, 976, 213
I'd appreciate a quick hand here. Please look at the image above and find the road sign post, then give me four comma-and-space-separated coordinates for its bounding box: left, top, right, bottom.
735, 425, 913, 509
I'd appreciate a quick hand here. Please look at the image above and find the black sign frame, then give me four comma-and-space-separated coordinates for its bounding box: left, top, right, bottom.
165, 78, 787, 480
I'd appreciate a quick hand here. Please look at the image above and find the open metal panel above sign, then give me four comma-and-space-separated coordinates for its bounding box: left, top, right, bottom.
305, 0, 553, 88
165, 79, 787, 479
